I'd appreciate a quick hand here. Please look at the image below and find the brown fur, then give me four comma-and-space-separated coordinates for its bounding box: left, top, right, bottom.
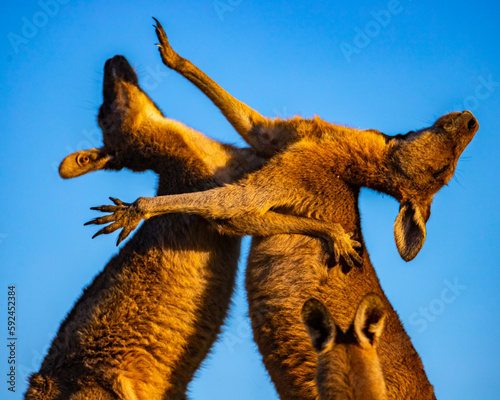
88, 22, 478, 399
302, 294, 388, 400
25, 56, 264, 400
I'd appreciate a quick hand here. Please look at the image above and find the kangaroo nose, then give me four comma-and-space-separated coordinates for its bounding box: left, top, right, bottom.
467, 118, 477, 131
104, 55, 138, 85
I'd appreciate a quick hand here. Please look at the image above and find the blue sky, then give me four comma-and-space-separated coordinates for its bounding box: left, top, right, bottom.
1, 0, 499, 399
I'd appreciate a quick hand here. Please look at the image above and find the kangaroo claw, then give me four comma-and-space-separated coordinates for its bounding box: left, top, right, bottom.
87, 197, 146, 244
328, 226, 363, 268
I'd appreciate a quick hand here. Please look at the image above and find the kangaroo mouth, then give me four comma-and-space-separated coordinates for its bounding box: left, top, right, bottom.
100, 55, 140, 120
103, 55, 138, 86
101, 55, 139, 103
461, 110, 479, 133
456, 111, 479, 153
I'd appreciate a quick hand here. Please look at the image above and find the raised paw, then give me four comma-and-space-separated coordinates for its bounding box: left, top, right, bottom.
326, 225, 363, 269
153, 17, 181, 69
85, 197, 147, 245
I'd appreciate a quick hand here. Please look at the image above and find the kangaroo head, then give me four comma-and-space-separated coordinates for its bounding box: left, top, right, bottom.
301, 294, 387, 400
59, 55, 166, 179
385, 110, 479, 261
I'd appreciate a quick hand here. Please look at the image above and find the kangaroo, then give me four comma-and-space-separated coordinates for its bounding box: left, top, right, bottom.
86, 21, 478, 399
25, 55, 265, 400
301, 294, 388, 400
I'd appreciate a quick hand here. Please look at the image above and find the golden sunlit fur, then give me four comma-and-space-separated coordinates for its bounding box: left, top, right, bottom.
87, 21, 477, 400
144, 22, 475, 399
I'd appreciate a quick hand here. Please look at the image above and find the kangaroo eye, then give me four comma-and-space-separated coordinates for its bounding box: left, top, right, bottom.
444, 118, 457, 131
77, 154, 90, 166
433, 164, 449, 178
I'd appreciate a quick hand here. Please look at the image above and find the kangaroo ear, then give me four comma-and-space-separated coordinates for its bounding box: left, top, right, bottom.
354, 293, 386, 347
301, 298, 336, 352
59, 148, 114, 179
394, 200, 428, 262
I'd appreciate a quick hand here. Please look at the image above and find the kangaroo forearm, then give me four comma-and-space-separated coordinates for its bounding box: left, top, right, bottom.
174, 56, 299, 157
172, 56, 267, 141
212, 211, 366, 266
214, 211, 334, 239
137, 185, 270, 221
175, 59, 297, 157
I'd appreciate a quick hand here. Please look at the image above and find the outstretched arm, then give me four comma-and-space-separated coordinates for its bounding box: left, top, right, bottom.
153, 18, 298, 157
86, 189, 362, 268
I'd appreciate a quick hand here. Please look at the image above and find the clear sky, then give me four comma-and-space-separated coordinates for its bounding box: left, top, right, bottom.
1, 0, 499, 399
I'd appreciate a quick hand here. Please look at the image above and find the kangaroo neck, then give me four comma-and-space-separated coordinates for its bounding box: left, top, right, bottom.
309, 129, 398, 198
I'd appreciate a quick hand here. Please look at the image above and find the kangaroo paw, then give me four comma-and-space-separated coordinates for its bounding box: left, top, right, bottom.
86, 197, 146, 245
328, 226, 363, 269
